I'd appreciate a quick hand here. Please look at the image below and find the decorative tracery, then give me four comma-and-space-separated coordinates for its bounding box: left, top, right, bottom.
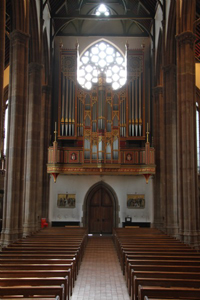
78, 41, 126, 90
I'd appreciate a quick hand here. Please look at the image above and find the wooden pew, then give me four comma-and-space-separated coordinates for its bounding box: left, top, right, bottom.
0, 258, 77, 278
0, 270, 71, 300
138, 286, 200, 300
121, 248, 200, 274
0, 285, 65, 300
126, 258, 200, 291
113, 227, 200, 300
134, 277, 200, 300
144, 297, 200, 300
1, 249, 80, 272
0, 278, 68, 300
0, 264, 74, 294
131, 270, 200, 300
0, 227, 87, 300
1, 298, 60, 300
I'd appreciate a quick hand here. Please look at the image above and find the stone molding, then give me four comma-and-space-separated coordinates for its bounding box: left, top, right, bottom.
10, 29, 29, 44
153, 85, 163, 96
176, 31, 196, 48
28, 62, 43, 74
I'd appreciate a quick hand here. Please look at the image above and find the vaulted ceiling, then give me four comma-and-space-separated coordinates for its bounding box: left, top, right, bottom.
48, 0, 157, 37
4, 0, 200, 66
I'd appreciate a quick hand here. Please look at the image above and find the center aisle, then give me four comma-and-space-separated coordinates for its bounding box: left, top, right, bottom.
71, 236, 130, 300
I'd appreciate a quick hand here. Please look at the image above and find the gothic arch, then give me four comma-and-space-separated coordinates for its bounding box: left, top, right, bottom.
82, 181, 120, 229
80, 38, 125, 57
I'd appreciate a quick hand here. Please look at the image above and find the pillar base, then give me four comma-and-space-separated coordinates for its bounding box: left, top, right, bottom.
1, 229, 23, 247
23, 223, 38, 238
179, 230, 200, 249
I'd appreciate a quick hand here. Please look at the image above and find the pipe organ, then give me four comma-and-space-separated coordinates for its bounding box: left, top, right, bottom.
48, 44, 155, 181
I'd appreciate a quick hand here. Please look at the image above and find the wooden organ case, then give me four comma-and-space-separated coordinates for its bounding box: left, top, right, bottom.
47, 45, 155, 183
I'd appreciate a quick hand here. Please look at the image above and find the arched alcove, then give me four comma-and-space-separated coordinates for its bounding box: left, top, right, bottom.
82, 181, 120, 232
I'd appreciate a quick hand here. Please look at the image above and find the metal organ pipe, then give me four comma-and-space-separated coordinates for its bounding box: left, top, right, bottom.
135, 78, 138, 137
68, 80, 72, 136
132, 80, 134, 136
71, 81, 75, 136
129, 83, 131, 136
139, 75, 142, 136
65, 78, 68, 136
61, 73, 65, 136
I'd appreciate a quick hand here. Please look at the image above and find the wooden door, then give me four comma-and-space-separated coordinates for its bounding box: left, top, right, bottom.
89, 188, 113, 234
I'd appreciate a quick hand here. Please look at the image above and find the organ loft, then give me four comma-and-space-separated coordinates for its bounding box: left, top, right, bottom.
47, 42, 155, 184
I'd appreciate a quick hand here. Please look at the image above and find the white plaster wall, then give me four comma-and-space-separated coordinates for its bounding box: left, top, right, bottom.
49, 175, 154, 227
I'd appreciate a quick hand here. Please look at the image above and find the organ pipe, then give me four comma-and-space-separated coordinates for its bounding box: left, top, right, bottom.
135, 78, 138, 137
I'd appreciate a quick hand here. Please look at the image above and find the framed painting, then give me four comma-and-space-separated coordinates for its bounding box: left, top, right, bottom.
57, 194, 76, 208
127, 194, 145, 209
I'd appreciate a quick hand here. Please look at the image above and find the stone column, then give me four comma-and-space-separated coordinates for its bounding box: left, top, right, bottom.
37, 84, 51, 230
163, 64, 179, 237
0, 0, 5, 154
1, 30, 29, 246
23, 62, 43, 237
176, 31, 200, 247
153, 86, 165, 230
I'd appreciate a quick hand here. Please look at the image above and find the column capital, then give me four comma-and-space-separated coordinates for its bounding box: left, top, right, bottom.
153, 85, 163, 96
28, 62, 43, 74
10, 29, 29, 44
176, 31, 196, 47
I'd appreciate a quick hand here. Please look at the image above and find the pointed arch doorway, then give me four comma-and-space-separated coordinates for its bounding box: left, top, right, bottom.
83, 181, 119, 234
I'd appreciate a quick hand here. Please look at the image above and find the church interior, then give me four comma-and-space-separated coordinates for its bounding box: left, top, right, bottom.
0, 0, 200, 299
0, 0, 200, 248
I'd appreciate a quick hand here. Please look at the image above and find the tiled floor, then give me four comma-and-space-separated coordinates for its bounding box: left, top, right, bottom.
71, 236, 130, 300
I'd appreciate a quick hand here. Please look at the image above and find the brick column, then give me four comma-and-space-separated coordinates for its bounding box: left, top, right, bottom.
1, 30, 29, 246
23, 62, 43, 237
153, 86, 165, 230
163, 64, 179, 237
176, 31, 200, 247
0, 0, 5, 154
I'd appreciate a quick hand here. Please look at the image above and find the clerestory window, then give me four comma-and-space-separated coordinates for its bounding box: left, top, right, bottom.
95, 4, 110, 16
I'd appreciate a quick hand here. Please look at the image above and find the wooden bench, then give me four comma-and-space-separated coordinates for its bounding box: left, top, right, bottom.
0, 227, 87, 299
1, 298, 60, 300
138, 286, 200, 300
0, 264, 74, 293
127, 261, 200, 295
0, 278, 68, 300
0, 285, 65, 300
131, 270, 200, 300
134, 277, 200, 300
113, 227, 200, 300
0, 270, 71, 299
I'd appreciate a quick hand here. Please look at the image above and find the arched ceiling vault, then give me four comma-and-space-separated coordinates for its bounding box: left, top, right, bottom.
4, 0, 200, 66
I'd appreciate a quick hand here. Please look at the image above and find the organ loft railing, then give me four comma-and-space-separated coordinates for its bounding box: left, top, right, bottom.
47, 45, 155, 183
